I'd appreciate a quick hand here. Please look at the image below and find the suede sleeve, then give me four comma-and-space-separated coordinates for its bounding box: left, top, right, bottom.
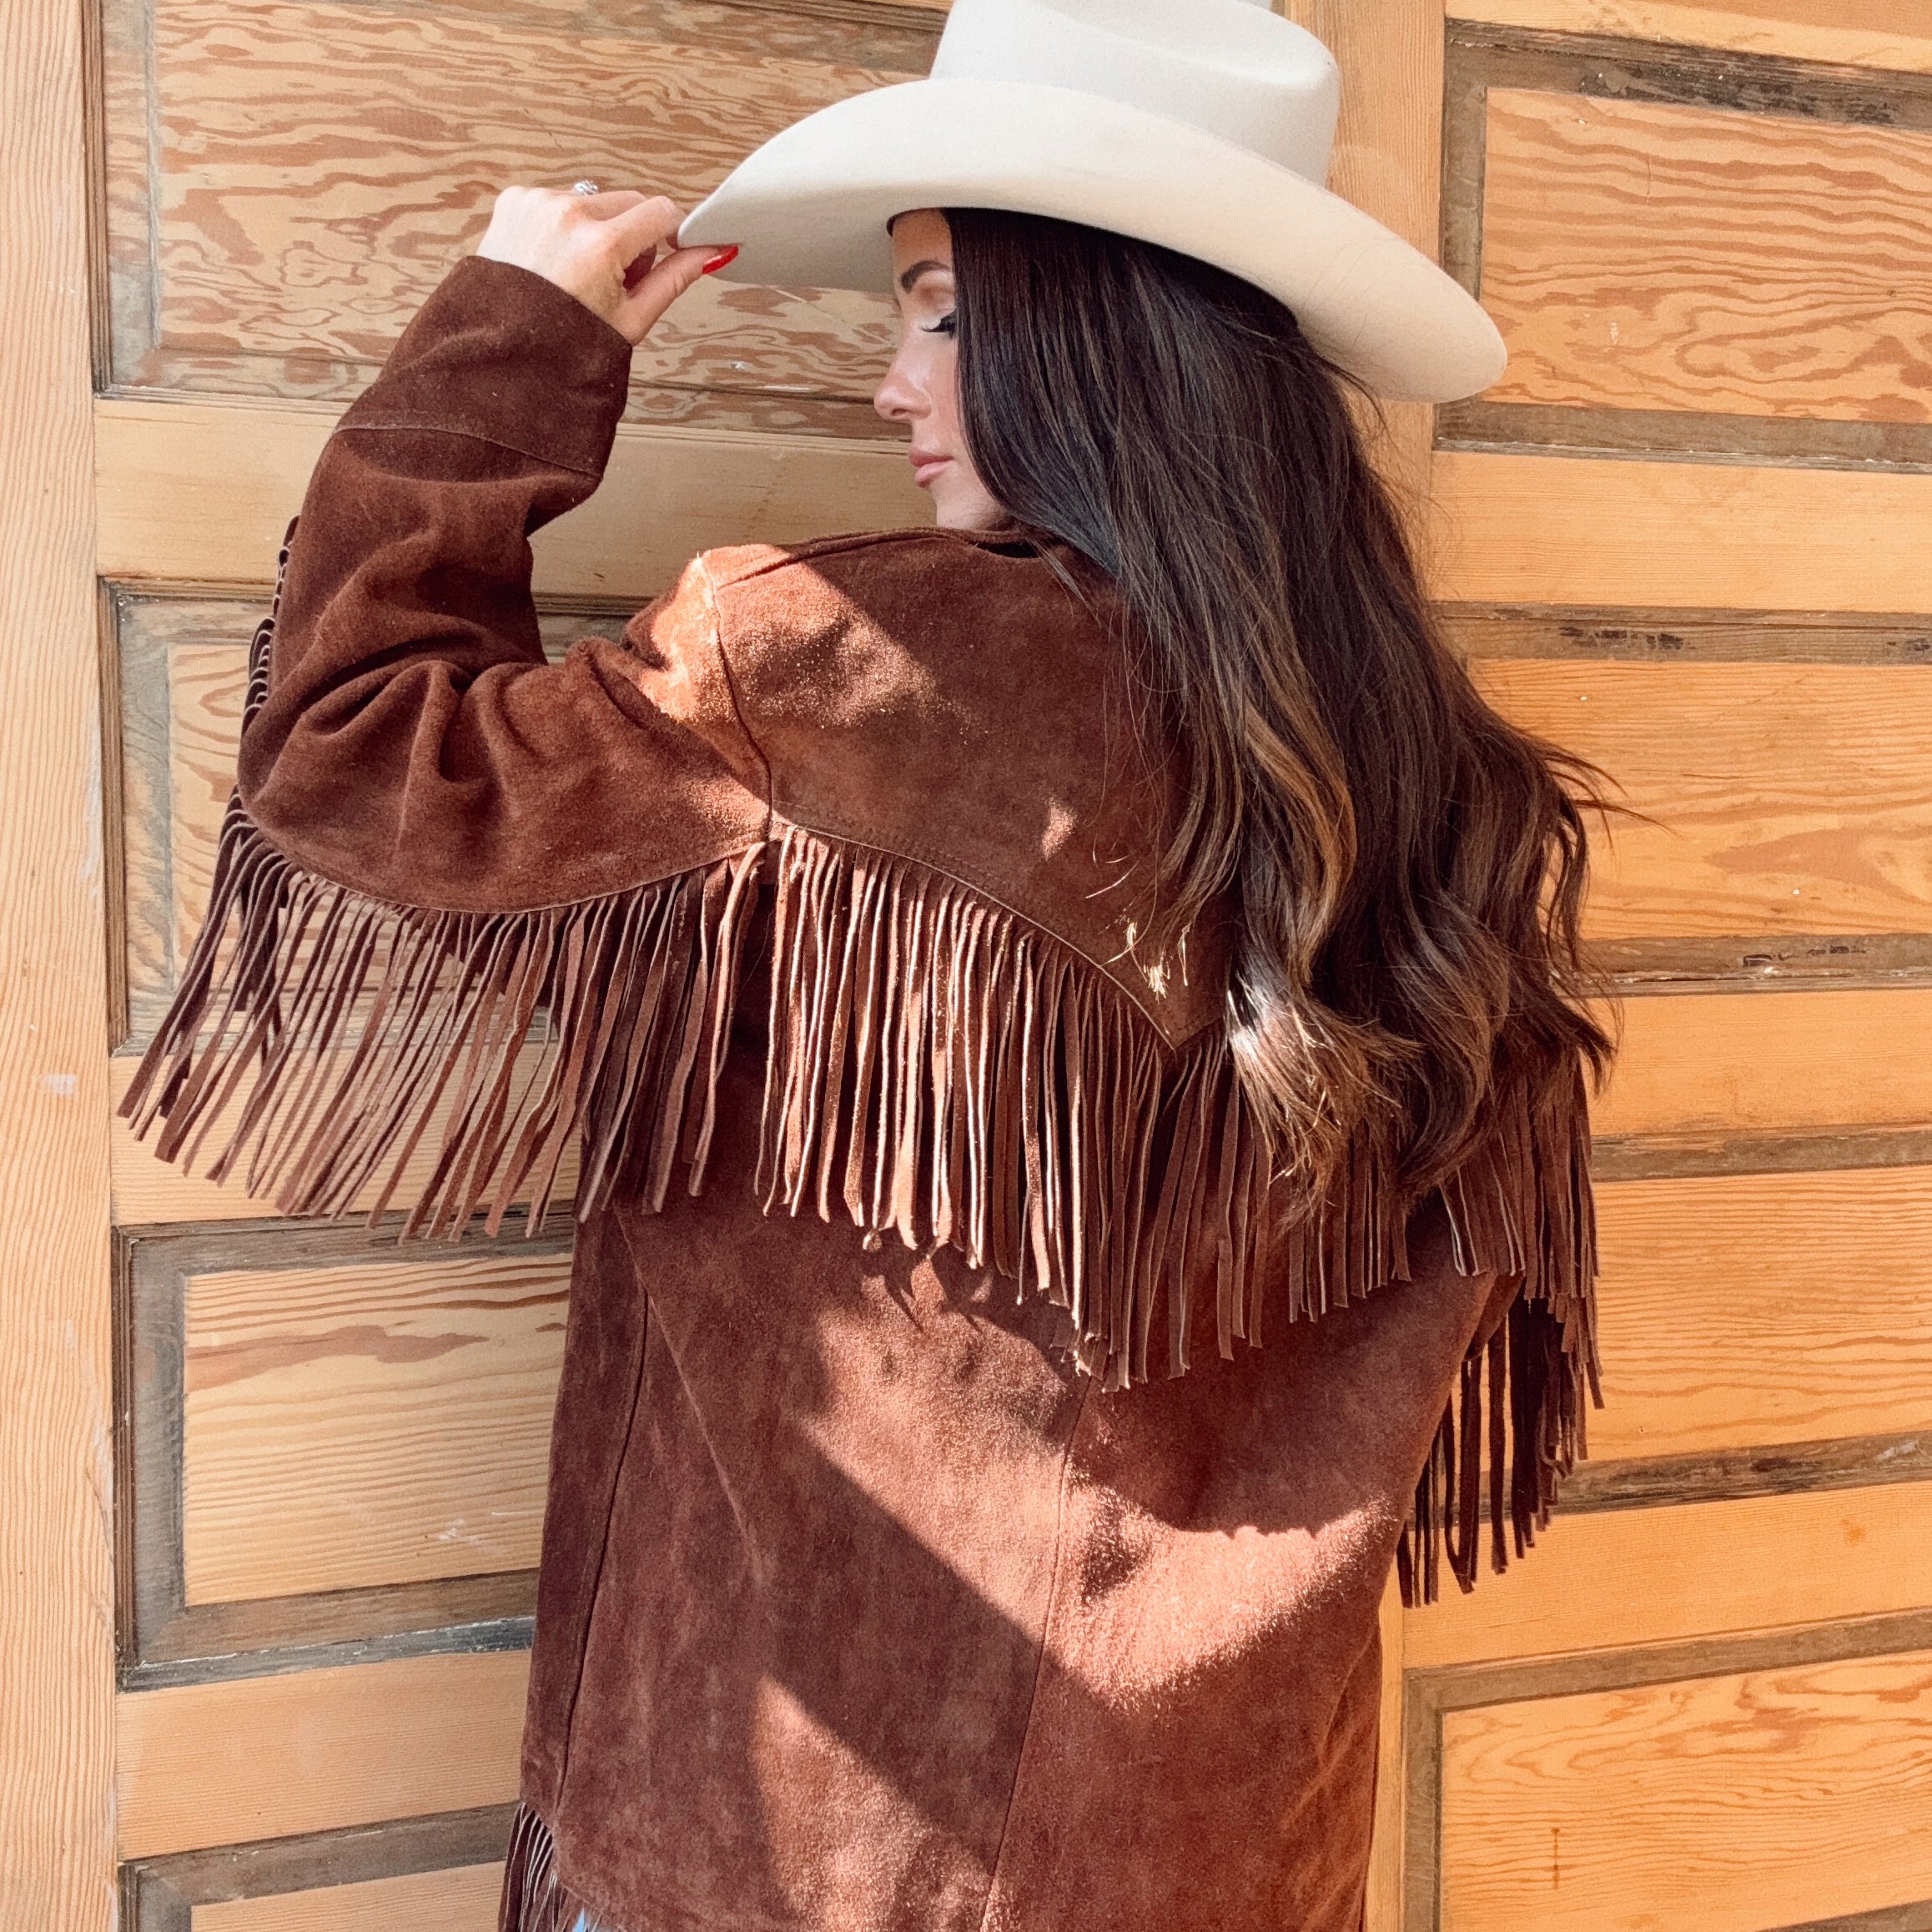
236, 252, 770, 914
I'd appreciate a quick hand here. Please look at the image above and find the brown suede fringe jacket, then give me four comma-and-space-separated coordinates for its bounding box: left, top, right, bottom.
121, 254, 1602, 1932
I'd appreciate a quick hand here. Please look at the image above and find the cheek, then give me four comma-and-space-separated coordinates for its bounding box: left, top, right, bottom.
927, 350, 966, 450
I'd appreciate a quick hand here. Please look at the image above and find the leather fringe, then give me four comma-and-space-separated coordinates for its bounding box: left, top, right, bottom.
116, 783, 762, 1242
498, 1798, 611, 1932
117, 539, 1602, 1591
753, 823, 1281, 1391
1394, 1058, 1602, 1607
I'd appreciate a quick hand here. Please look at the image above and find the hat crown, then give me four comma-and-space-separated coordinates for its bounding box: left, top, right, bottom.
930, 0, 1339, 184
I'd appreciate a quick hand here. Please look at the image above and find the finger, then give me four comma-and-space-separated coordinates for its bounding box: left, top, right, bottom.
611, 241, 719, 343
601, 194, 687, 269
561, 187, 646, 219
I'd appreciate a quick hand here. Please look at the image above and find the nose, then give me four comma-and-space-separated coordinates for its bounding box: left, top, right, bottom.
873, 349, 925, 426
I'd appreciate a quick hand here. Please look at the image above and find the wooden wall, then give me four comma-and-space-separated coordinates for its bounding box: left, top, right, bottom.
1388, 5, 1932, 1928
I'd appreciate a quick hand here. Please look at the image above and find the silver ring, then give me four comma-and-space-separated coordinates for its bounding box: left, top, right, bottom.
571, 179, 601, 196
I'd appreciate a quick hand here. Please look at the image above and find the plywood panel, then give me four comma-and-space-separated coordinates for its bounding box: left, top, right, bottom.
1477, 87, 1932, 424
104, 0, 940, 430
166, 643, 244, 975
1591, 1168, 1932, 1457
1447, 0, 1932, 76
1439, 1648, 1932, 1931
1405, 1480, 1932, 1666
1594, 987, 1932, 1139
1430, 450, 1932, 611
192, 1860, 503, 1931
180, 1250, 567, 1603
1473, 658, 1932, 940
116, 1648, 527, 1859
93, 399, 928, 599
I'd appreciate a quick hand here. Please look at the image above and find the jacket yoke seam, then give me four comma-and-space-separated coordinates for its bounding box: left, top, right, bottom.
767, 809, 1215, 1052
219, 802, 766, 921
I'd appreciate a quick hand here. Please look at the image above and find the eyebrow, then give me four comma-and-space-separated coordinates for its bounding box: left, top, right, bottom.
896, 258, 952, 294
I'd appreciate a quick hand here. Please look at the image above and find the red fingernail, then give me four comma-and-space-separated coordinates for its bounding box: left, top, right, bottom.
701, 245, 739, 274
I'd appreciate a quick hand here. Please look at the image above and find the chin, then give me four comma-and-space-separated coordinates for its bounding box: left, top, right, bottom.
931, 489, 1006, 533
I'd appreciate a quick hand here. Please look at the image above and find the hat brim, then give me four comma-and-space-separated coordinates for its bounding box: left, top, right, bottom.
677, 78, 1506, 404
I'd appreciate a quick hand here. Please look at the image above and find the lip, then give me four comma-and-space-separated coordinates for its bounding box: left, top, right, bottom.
908, 450, 951, 486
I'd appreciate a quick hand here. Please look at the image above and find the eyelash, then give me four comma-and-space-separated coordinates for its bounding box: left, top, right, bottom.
923, 312, 958, 337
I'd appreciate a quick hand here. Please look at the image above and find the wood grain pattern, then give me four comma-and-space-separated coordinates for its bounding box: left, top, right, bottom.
1447, 0, 1932, 75
1554, 1428, 1932, 1517
123, 1216, 553, 1682
1404, 1479, 1932, 1666
94, 398, 928, 599
165, 643, 244, 981
1429, 450, 1932, 610
192, 1860, 503, 1930
116, 1648, 528, 1858
1593, 987, 1932, 1140
1438, 1648, 1932, 1930
103, 0, 938, 430
179, 1250, 567, 1603
1477, 86, 1932, 424
1469, 657, 1932, 940
1590, 1168, 1932, 1457
0, 0, 117, 1915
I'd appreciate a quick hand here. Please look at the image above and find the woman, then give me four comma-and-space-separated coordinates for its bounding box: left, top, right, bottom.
122, 4, 1618, 1928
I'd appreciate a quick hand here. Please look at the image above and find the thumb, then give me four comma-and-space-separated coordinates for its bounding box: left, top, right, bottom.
612, 242, 729, 343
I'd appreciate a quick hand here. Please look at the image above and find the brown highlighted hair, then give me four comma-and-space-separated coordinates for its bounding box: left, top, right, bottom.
944, 206, 1625, 1201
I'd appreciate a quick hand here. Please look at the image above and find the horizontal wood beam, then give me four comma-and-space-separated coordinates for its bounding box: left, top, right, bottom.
94, 398, 929, 601
102, 405, 1932, 617
1447, 0, 1932, 74
115, 1648, 527, 1859
1429, 450, 1932, 611
1404, 1477, 1932, 1664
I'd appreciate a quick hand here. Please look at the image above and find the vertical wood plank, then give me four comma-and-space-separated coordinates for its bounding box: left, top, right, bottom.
1284, 0, 1443, 522
0, 0, 115, 1920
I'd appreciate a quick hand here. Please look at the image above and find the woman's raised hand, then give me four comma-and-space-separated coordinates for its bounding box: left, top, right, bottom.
475, 186, 737, 347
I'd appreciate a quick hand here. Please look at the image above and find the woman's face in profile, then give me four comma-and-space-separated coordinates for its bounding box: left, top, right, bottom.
875, 208, 1006, 531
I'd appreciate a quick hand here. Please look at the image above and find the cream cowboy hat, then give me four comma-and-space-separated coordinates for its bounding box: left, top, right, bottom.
677, 0, 1506, 403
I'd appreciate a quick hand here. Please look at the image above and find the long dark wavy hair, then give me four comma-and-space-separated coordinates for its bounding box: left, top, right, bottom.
943, 205, 1626, 1202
